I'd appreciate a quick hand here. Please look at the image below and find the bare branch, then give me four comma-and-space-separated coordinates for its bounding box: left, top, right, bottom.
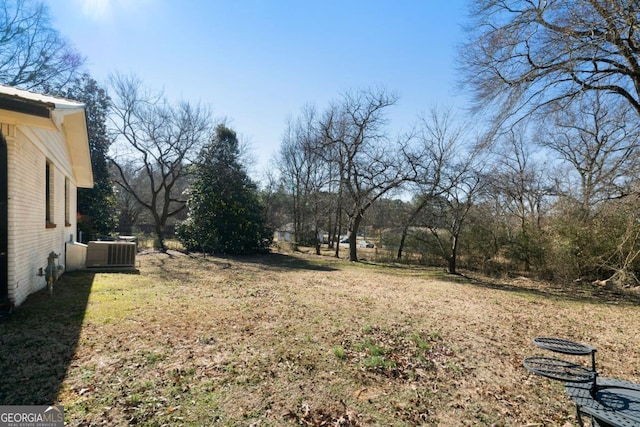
108, 73, 213, 250
0, 0, 84, 92
461, 0, 640, 128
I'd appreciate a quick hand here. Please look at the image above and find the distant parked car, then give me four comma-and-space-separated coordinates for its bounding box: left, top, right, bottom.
358, 240, 374, 248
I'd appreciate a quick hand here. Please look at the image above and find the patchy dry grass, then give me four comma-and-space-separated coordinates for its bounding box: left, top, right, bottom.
1, 249, 640, 426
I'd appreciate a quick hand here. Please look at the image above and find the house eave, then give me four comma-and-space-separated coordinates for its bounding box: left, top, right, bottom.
0, 85, 94, 188
59, 109, 94, 188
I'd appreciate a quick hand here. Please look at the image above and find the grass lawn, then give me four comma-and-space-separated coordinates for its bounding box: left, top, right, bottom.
1, 249, 639, 426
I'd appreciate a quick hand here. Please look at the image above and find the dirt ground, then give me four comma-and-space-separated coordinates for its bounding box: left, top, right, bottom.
2, 249, 639, 426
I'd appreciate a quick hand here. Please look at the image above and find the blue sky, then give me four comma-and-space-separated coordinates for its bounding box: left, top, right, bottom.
46, 0, 470, 176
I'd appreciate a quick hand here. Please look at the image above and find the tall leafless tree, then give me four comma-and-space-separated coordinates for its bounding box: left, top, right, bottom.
108, 74, 212, 250
319, 88, 414, 261
0, 0, 83, 92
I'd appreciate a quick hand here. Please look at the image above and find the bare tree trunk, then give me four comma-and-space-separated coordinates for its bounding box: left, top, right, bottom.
397, 226, 409, 260
334, 193, 342, 258
448, 235, 458, 274
397, 203, 427, 260
153, 218, 166, 251
348, 214, 362, 261
448, 255, 456, 275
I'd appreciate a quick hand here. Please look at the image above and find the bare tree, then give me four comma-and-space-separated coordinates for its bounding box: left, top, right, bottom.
319, 88, 413, 261
279, 106, 330, 252
539, 93, 640, 213
397, 107, 461, 260
420, 155, 486, 274
0, 0, 83, 91
461, 0, 640, 127
493, 130, 549, 228
489, 127, 552, 271
108, 74, 212, 250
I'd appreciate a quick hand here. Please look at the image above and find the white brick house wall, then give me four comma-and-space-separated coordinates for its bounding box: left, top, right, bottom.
5, 126, 80, 305
0, 86, 92, 307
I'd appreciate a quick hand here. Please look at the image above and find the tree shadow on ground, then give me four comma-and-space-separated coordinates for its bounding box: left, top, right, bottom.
438, 271, 640, 306
184, 251, 340, 272
0, 271, 95, 405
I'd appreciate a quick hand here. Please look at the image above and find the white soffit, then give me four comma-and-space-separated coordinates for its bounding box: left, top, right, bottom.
0, 84, 94, 188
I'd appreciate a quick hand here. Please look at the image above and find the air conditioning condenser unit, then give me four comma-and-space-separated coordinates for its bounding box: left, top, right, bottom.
86, 241, 136, 268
